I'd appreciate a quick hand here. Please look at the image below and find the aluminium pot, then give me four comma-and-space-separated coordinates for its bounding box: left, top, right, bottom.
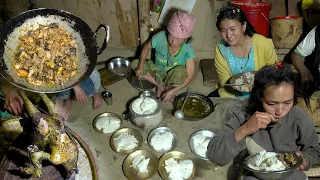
123, 95, 163, 129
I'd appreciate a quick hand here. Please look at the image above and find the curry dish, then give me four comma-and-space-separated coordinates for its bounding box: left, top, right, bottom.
13, 23, 78, 86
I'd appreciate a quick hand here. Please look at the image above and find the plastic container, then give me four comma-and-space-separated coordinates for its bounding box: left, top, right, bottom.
270, 16, 303, 48
231, 1, 272, 38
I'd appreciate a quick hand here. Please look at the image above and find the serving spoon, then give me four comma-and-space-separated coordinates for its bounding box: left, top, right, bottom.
174, 89, 190, 119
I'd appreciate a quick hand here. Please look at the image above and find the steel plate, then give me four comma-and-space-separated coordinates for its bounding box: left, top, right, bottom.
188, 130, 215, 160
127, 72, 155, 90
147, 127, 179, 154
122, 150, 159, 180
158, 151, 195, 180
110, 128, 143, 154
229, 71, 256, 92
92, 112, 122, 134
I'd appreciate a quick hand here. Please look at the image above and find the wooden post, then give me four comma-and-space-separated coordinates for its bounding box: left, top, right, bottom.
137, 0, 151, 45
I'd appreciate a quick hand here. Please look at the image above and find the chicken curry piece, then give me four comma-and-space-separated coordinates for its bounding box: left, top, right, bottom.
13, 23, 78, 86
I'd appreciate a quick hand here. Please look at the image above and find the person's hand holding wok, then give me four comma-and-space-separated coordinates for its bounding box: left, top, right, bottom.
1, 81, 23, 115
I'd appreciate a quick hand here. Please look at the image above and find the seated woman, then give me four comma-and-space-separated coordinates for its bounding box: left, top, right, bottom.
132, 11, 196, 103
207, 62, 320, 179
208, 6, 277, 97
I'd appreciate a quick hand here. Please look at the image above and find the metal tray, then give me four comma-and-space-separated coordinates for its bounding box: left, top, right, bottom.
127, 72, 155, 90
158, 151, 195, 180
173, 92, 214, 121
110, 128, 143, 154
92, 112, 122, 134
147, 127, 178, 154
122, 150, 159, 180
229, 71, 256, 92
188, 130, 215, 160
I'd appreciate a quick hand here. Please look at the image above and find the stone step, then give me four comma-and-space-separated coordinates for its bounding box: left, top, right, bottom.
200, 59, 220, 87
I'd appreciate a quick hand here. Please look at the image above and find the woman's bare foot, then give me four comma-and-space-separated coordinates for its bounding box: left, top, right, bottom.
93, 92, 103, 109
62, 98, 72, 121
156, 84, 165, 98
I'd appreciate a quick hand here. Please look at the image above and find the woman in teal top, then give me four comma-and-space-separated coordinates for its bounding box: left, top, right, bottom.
132, 11, 196, 103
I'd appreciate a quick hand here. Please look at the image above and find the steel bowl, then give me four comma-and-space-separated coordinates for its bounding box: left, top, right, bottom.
110, 128, 143, 154
147, 127, 179, 154
140, 90, 155, 98
122, 150, 159, 180
243, 152, 303, 180
158, 151, 195, 180
92, 112, 122, 134
108, 57, 132, 76
188, 130, 215, 160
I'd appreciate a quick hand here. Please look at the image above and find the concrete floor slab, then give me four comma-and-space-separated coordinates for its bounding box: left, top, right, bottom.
65, 63, 239, 180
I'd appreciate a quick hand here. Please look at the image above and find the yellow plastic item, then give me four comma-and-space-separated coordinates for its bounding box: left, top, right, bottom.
302, 0, 314, 10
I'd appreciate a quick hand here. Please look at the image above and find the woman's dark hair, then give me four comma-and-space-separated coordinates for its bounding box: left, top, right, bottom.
246, 63, 298, 115
216, 5, 256, 37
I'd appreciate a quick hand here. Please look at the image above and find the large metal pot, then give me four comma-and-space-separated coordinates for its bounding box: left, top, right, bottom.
0, 8, 109, 93
123, 95, 163, 129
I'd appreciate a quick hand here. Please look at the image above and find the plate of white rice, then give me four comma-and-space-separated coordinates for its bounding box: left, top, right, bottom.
110, 128, 143, 154
123, 150, 159, 180
188, 130, 215, 160
147, 127, 179, 153
159, 151, 195, 180
93, 112, 122, 134
229, 71, 256, 92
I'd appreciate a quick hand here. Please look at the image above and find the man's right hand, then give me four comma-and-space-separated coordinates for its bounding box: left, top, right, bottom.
300, 69, 315, 96
4, 89, 23, 116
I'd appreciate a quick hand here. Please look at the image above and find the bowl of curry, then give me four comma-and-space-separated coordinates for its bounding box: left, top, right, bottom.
173, 92, 214, 121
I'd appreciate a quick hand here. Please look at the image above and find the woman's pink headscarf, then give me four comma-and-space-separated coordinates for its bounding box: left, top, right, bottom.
167, 11, 196, 39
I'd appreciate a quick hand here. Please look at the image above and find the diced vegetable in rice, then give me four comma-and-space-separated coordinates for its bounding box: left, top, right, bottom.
114, 133, 138, 152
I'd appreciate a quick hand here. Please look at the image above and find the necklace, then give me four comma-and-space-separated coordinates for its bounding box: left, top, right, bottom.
240, 38, 249, 70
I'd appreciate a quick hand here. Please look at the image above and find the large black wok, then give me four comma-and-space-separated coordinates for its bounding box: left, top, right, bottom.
0, 8, 109, 93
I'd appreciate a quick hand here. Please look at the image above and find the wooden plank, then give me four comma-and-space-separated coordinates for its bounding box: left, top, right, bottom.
138, 0, 151, 44
115, 0, 139, 48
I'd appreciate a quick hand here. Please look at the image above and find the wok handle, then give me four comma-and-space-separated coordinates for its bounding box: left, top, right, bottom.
94, 24, 110, 55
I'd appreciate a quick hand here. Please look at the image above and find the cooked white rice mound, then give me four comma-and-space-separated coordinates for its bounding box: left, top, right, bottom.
164, 158, 193, 180
192, 134, 211, 157
114, 133, 138, 152
131, 154, 150, 174
248, 151, 286, 171
95, 116, 121, 134
150, 132, 174, 151
132, 97, 157, 115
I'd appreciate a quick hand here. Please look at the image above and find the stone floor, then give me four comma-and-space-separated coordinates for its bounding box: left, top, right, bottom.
64, 62, 240, 180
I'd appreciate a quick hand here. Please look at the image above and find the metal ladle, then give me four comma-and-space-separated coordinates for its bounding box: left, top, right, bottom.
174, 91, 190, 119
